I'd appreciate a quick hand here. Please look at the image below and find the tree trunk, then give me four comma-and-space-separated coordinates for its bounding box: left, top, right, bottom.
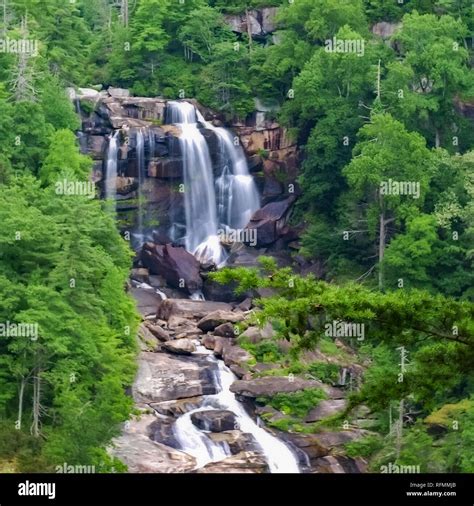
435, 128, 440, 148
378, 210, 385, 290
31, 369, 41, 437
395, 398, 404, 459
17, 377, 25, 430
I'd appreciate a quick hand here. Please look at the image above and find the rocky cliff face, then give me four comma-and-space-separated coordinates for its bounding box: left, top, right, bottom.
71, 87, 300, 256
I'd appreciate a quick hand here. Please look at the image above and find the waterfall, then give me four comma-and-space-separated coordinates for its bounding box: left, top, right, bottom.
173, 354, 301, 473
166, 101, 226, 265
211, 127, 260, 230
105, 131, 119, 202
165, 101, 260, 264
136, 129, 145, 241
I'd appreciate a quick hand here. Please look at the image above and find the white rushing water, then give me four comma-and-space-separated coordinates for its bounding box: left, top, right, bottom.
167, 101, 225, 265
173, 354, 301, 473
197, 110, 260, 230
136, 129, 145, 241
166, 101, 260, 265
105, 131, 119, 201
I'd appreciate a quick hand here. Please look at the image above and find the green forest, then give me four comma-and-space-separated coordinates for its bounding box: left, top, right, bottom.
0, 0, 473, 476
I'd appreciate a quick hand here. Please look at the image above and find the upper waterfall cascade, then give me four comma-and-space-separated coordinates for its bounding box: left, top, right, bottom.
104, 100, 260, 264
166, 101, 260, 264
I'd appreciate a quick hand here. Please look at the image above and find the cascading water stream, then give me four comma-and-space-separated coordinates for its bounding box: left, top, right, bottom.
136, 129, 145, 242
196, 110, 260, 231
165, 101, 260, 265
105, 131, 119, 202
166, 101, 226, 265
173, 353, 301, 473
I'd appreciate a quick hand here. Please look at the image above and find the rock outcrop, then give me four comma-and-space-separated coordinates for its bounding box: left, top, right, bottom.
141, 242, 202, 293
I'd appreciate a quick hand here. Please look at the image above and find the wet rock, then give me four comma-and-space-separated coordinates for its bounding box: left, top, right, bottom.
196, 452, 269, 473
156, 299, 232, 320
110, 414, 196, 473
162, 338, 196, 355
202, 276, 249, 303
141, 243, 203, 293
213, 322, 236, 338
208, 431, 259, 454
191, 410, 237, 432
132, 352, 217, 404
149, 397, 203, 417
197, 310, 245, 332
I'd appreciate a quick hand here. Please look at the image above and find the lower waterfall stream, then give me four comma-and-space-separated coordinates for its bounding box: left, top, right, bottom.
173, 347, 301, 473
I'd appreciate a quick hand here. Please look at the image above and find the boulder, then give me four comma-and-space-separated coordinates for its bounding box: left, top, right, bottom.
110, 414, 196, 473
197, 310, 245, 332
230, 377, 333, 398
132, 352, 217, 404
240, 323, 274, 344
137, 323, 160, 351
202, 334, 216, 350
236, 298, 253, 311
143, 321, 171, 342
246, 196, 296, 246
130, 268, 150, 283
222, 345, 253, 369
130, 286, 164, 317
213, 322, 236, 338
196, 452, 269, 473
156, 299, 232, 320
162, 338, 196, 355
141, 242, 202, 293
304, 400, 348, 422
149, 397, 203, 417
191, 410, 237, 432
208, 431, 259, 455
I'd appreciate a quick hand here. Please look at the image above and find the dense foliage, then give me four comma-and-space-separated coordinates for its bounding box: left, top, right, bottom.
0, 3, 139, 472
212, 258, 474, 471
0, 0, 472, 474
